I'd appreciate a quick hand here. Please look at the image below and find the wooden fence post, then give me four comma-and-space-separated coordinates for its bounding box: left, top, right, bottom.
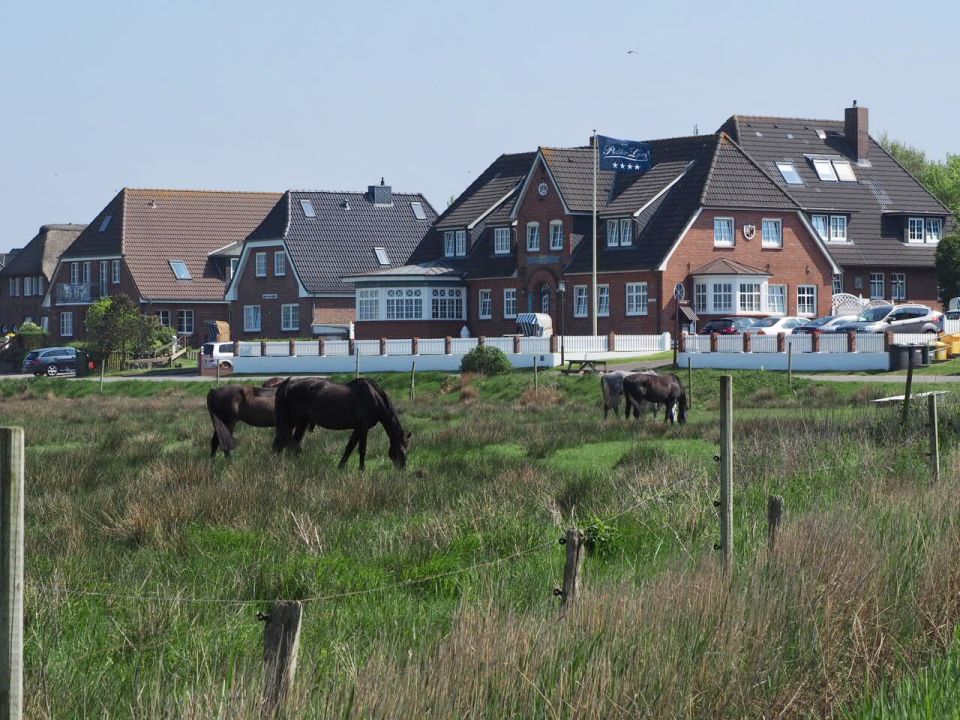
742, 332, 752, 353
379, 337, 387, 356
554, 528, 585, 608
261, 601, 303, 718
478, 336, 485, 347
767, 495, 783, 552
445, 337, 452, 355
317, 338, 325, 357
719, 376, 733, 573
409, 361, 416, 401
710, 332, 719, 353
929, 393, 940, 482
288, 339, 296, 357
776, 332, 786, 353
513, 335, 521, 354
847, 330, 857, 353
260, 340, 267, 357
1, 427, 24, 720
901, 354, 915, 426
411, 337, 419, 356
811, 332, 821, 353
608, 331, 616, 352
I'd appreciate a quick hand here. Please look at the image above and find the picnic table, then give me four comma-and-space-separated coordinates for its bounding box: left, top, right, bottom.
560, 359, 608, 375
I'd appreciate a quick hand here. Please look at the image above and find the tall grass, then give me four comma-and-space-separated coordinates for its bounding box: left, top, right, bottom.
1, 370, 957, 717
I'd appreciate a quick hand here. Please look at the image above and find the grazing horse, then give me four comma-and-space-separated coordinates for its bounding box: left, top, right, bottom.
600, 370, 659, 419
272, 377, 410, 470
622, 373, 687, 425
206, 377, 286, 457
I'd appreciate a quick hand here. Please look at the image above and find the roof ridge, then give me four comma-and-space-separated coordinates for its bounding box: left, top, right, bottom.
288, 189, 431, 199
124, 187, 283, 196
733, 114, 843, 126
698, 135, 725, 206
120, 188, 128, 257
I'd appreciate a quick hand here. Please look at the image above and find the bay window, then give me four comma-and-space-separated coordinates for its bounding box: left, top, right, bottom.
431, 288, 463, 319
694, 283, 707, 313
358, 289, 379, 320
386, 288, 423, 320
738, 282, 761, 313
713, 283, 733, 312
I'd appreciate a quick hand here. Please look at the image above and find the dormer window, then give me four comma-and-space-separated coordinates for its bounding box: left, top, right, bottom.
776, 162, 803, 185
812, 158, 838, 182
926, 218, 942, 243
494, 227, 511, 255
907, 217, 925, 243
169, 260, 191, 280
410, 202, 427, 220
443, 230, 467, 257
98, 215, 112, 232
606, 218, 633, 247
300, 199, 316, 217
829, 215, 848, 242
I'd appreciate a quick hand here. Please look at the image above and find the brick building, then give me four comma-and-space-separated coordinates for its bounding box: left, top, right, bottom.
225, 182, 436, 338
43, 189, 281, 344
349, 105, 951, 339
0, 224, 85, 333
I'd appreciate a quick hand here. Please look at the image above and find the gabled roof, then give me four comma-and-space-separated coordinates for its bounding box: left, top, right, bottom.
691, 258, 770, 276
0, 224, 85, 279
62, 188, 282, 301
722, 114, 954, 267
435, 152, 534, 230
250, 189, 437, 294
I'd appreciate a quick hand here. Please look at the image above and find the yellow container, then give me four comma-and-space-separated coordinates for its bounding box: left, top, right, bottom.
935, 343, 949, 362
945, 332, 960, 356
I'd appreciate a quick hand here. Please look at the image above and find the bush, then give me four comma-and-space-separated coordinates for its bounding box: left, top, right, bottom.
460, 345, 512, 376
16, 322, 49, 351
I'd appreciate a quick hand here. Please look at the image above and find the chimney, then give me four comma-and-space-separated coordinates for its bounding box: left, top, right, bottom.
368, 180, 393, 206
844, 101, 869, 162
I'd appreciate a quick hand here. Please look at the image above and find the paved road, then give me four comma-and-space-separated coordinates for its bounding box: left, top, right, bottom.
797, 373, 960, 384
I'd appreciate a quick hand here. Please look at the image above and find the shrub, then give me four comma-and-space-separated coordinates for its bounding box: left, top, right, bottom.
460, 345, 511, 376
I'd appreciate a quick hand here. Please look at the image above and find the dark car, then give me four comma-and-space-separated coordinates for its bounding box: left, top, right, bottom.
791, 315, 859, 334
697, 317, 756, 335
21, 347, 77, 377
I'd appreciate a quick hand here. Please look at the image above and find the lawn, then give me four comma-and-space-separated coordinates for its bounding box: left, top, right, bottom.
2, 368, 959, 718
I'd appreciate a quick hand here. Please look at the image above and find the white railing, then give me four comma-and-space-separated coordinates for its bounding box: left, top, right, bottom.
296, 341, 320, 356
717, 336, 742, 353
945, 319, 960, 334
893, 332, 938, 346
564, 335, 607, 353
264, 341, 289, 357
355, 340, 380, 356
450, 338, 478, 354
786, 334, 812, 353
618, 333, 669, 353
384, 339, 412, 355
324, 340, 350, 356
519, 337, 550, 354
419, 338, 446, 355
751, 335, 778, 353
857, 333, 884, 353
485, 337, 514, 353
818, 333, 849, 353
685, 335, 710, 353
238, 343, 261, 357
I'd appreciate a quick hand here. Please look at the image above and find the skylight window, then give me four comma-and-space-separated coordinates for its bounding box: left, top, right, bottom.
832, 160, 857, 182
815, 128, 827, 140
410, 202, 427, 220
99, 215, 112, 232
169, 261, 192, 280
374, 247, 390, 266
812, 158, 838, 182
776, 162, 804, 185
300, 199, 316, 217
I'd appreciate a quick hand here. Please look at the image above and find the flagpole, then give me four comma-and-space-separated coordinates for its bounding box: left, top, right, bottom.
592, 129, 598, 337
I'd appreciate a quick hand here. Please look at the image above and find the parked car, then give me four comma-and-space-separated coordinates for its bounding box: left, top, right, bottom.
697, 317, 757, 335
201, 341, 236, 371
944, 309, 960, 321
791, 315, 860, 334
832, 304, 943, 334
21, 346, 77, 376
743, 316, 810, 335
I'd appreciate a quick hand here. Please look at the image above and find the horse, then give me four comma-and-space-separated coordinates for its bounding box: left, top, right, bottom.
600, 370, 659, 419
622, 373, 687, 425
206, 377, 286, 457
272, 377, 410, 471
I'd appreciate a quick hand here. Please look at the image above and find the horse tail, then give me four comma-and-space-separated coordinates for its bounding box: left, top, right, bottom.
273, 378, 294, 453
669, 374, 688, 424
207, 389, 238, 454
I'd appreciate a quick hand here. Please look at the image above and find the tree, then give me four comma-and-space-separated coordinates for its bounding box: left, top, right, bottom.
935, 232, 960, 304
880, 134, 960, 218
85, 294, 163, 366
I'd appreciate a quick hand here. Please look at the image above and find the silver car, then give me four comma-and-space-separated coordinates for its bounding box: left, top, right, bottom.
833, 304, 943, 334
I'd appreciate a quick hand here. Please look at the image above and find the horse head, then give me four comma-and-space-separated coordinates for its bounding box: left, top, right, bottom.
388, 430, 412, 470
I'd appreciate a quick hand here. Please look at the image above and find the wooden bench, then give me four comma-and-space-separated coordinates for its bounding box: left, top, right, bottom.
561, 359, 608, 375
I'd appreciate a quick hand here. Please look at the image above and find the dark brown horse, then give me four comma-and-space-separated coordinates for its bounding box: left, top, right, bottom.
207, 377, 286, 457
272, 377, 410, 470
622, 373, 687, 425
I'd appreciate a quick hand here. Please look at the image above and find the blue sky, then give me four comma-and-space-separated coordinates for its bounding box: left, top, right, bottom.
1, 0, 957, 251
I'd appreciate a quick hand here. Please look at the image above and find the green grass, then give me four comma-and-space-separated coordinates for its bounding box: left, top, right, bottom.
3, 367, 960, 717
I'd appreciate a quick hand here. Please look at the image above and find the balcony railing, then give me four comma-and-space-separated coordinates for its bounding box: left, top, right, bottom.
55, 282, 100, 303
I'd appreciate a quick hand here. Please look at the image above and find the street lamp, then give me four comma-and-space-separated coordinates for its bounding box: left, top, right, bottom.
558, 281, 566, 366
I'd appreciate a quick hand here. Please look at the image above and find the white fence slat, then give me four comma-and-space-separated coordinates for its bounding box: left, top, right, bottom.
450, 338, 478, 354
237, 342, 260, 357
297, 342, 319, 356
617, 334, 660, 353
264, 341, 289, 357
716, 335, 742, 353
685, 335, 710, 353
751, 335, 778, 353
786, 335, 812, 353
856, 333, 884, 353
418, 338, 446, 355
485, 337, 514, 353
893, 332, 937, 346
819, 334, 848, 353
355, 340, 380, 356
384, 339, 412, 355
944, 318, 960, 334
519, 337, 550, 354
325, 340, 349, 356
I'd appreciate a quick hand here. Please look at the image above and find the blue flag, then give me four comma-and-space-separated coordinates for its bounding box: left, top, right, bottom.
597, 135, 652, 172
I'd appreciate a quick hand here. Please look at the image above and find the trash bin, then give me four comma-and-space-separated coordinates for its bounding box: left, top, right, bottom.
945, 332, 960, 357
934, 341, 948, 362
889, 345, 911, 371
75, 350, 89, 377
919, 344, 932, 367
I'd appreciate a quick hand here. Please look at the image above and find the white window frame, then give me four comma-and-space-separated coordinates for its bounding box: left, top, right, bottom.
357, 289, 380, 321
573, 285, 588, 318
99, 261, 108, 297
713, 282, 734, 312
82, 262, 91, 284
625, 282, 648, 316
797, 285, 817, 316
619, 218, 633, 247
22, 277, 31, 297
494, 227, 511, 255
8, 278, 18, 297
812, 158, 838, 182
443, 231, 456, 258
738, 282, 761, 313
597, 285, 610, 317
694, 282, 707, 313
255, 252, 267, 277
156, 310, 171, 327
832, 274, 843, 295
430, 288, 464, 320
111, 259, 121, 284
925, 218, 942, 244
503, 288, 517, 319
811, 214, 828, 240
60, 312, 73, 337
526, 223, 540, 252
549, 220, 564, 251
478, 289, 492, 319
829, 215, 847, 242
606, 219, 620, 248
767, 284, 786, 315
243, 305, 261, 333
832, 160, 856, 182
713, 217, 735, 247
455, 230, 467, 257
70, 262, 79, 285
40, 317, 48, 332
869, 273, 884, 300
274, 251, 286, 277
907, 217, 925, 243
176, 309, 194, 335
776, 162, 803, 185
891, 273, 906, 301
761, 218, 782, 248
281, 303, 299, 331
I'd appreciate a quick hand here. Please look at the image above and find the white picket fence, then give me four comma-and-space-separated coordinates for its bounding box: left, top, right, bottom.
684, 331, 936, 356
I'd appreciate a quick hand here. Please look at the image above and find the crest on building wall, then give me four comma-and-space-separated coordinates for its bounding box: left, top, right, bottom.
742, 224, 756, 240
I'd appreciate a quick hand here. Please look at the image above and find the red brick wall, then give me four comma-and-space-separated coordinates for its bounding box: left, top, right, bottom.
142, 302, 229, 344
554, 271, 663, 334
660, 210, 835, 328
355, 320, 464, 340
49, 257, 138, 342
313, 297, 355, 325
0, 275, 47, 331
840, 267, 940, 308
232, 248, 311, 338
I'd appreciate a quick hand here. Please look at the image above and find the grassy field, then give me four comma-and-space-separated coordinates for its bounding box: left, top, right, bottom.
2, 368, 960, 718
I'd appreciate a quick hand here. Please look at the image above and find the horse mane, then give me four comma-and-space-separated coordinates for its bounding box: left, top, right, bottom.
272, 378, 295, 452
355, 378, 404, 443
